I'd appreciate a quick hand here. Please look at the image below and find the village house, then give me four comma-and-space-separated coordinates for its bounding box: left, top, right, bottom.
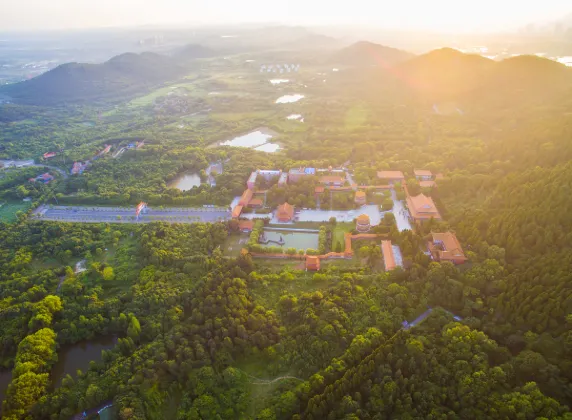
377, 170, 405, 184
319, 175, 345, 187
428, 232, 467, 264
354, 190, 366, 205
356, 214, 371, 232
406, 193, 442, 222
238, 220, 254, 233
276, 202, 295, 222
306, 255, 320, 271
381, 240, 397, 271
414, 169, 433, 181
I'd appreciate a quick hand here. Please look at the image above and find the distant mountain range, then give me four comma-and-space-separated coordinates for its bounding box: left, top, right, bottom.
0, 52, 187, 105
330, 41, 414, 67
2, 40, 572, 108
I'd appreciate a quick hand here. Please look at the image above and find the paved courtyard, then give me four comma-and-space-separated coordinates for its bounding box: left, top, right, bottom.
390, 190, 413, 231
33, 205, 230, 224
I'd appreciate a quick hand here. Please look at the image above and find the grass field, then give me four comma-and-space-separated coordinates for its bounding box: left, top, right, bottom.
222, 234, 249, 257
0, 201, 31, 222
332, 222, 355, 251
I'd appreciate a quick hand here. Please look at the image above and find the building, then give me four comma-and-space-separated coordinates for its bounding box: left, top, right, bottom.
414, 169, 433, 181
232, 205, 243, 218
247, 172, 258, 190
43, 152, 56, 159
278, 172, 288, 185
288, 167, 315, 183
30, 173, 54, 184
428, 232, 467, 264
419, 180, 436, 189
319, 175, 345, 187
435, 173, 444, 180
71, 162, 87, 175
306, 256, 321, 271
276, 202, 295, 222
238, 220, 254, 233
355, 191, 366, 205
314, 186, 325, 195
377, 170, 405, 184
406, 194, 442, 222
249, 198, 264, 208
381, 240, 397, 271
356, 214, 371, 232
238, 189, 254, 207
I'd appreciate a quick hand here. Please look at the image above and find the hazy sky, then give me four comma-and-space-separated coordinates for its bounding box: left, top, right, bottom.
1, 0, 570, 32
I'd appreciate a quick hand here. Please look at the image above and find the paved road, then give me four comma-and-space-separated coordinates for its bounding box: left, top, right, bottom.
34, 205, 231, 224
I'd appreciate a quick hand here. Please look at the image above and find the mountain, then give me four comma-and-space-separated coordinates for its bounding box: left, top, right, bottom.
0, 52, 186, 105
330, 41, 414, 67
396, 47, 495, 99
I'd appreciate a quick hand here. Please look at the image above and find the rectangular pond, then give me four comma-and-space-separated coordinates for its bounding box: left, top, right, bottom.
260, 229, 319, 251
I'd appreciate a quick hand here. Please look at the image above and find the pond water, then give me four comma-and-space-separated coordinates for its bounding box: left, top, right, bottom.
254, 143, 280, 153
287, 114, 303, 121
270, 79, 289, 85
276, 94, 304, 104
260, 229, 319, 250
221, 130, 273, 148
0, 370, 12, 414
169, 173, 202, 191
52, 336, 117, 387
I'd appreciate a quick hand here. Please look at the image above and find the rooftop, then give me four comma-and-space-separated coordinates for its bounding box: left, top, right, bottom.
357, 214, 370, 224
419, 180, 436, 188
319, 175, 345, 184
430, 232, 467, 262
381, 240, 397, 271
406, 194, 442, 220
377, 170, 405, 180
414, 169, 433, 177
238, 220, 254, 231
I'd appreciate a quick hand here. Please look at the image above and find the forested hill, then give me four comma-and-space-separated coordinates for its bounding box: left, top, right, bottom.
0, 52, 187, 105
330, 41, 414, 67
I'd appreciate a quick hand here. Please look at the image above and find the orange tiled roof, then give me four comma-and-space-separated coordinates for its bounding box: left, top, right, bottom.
239, 189, 254, 206
276, 202, 294, 222
248, 198, 264, 207
357, 214, 370, 224
414, 169, 433, 177
430, 232, 467, 263
406, 194, 441, 220
320, 175, 345, 184
238, 220, 254, 231
377, 170, 405, 180
306, 255, 320, 270
419, 180, 436, 188
381, 240, 396, 271
355, 191, 366, 198
315, 186, 325, 194
232, 205, 243, 218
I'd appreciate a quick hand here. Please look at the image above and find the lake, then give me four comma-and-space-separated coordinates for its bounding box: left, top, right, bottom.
169, 173, 201, 191
276, 94, 304, 104
52, 336, 117, 387
270, 79, 289, 85
254, 143, 280, 153
0, 370, 12, 415
221, 130, 273, 148
260, 229, 319, 250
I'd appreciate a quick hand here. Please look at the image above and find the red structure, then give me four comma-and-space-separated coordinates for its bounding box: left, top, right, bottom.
428, 232, 467, 264
135, 202, 147, 219
43, 152, 57, 159
306, 256, 321, 271
276, 202, 294, 222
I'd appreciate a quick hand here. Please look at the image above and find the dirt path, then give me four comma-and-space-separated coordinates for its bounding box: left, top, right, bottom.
244, 372, 304, 385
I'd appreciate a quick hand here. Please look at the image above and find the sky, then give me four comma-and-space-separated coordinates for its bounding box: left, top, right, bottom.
0, 0, 570, 32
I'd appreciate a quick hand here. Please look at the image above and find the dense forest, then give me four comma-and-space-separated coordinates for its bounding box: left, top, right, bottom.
2, 41, 572, 419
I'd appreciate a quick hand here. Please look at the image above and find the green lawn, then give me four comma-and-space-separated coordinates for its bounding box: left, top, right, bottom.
0, 201, 31, 223
222, 234, 249, 257
332, 222, 355, 251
